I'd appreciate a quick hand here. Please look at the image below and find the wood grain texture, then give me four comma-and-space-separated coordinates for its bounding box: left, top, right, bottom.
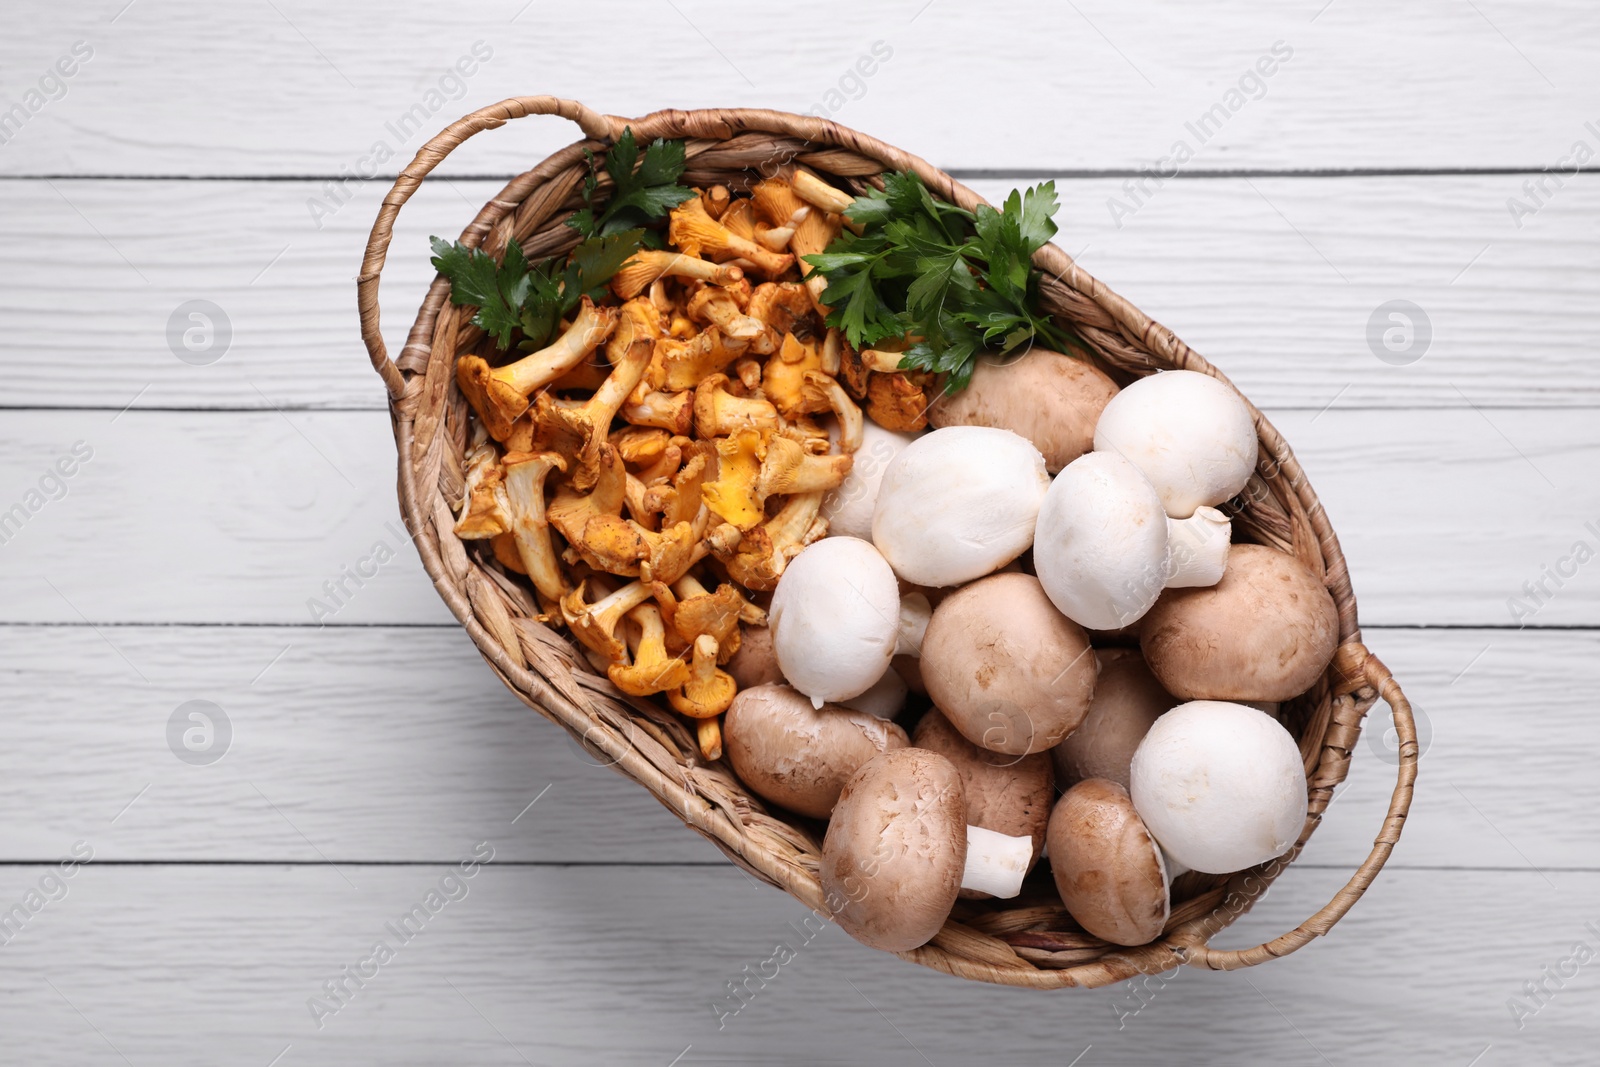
1, 1, 1595, 176
1, 175, 1595, 411
0, 624, 1590, 870
0, 864, 1589, 1065
1, 407, 1593, 627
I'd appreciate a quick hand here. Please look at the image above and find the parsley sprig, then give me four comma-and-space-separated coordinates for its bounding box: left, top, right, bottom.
567, 127, 697, 249
429, 127, 695, 352
803, 171, 1072, 391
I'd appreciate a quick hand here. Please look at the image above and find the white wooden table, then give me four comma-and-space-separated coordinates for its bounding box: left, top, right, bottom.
2, 2, 1597, 1063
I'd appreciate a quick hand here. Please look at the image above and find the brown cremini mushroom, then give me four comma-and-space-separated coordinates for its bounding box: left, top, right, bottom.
1139, 543, 1339, 702
723, 684, 908, 818
919, 572, 1096, 755
929, 351, 1119, 473
913, 709, 1055, 898
726, 623, 784, 690
1047, 778, 1171, 947
821, 748, 1035, 951
1052, 650, 1174, 791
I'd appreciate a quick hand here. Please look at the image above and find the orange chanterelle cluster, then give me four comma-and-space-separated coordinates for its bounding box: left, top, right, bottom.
450, 172, 930, 761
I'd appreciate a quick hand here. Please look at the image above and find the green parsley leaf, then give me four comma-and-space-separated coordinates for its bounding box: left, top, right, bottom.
569, 126, 697, 239
804, 169, 1076, 392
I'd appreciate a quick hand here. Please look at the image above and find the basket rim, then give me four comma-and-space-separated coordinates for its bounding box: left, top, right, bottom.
357, 97, 1420, 989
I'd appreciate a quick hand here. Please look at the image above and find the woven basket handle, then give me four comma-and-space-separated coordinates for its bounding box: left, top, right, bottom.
1180, 647, 1420, 970
356, 96, 618, 399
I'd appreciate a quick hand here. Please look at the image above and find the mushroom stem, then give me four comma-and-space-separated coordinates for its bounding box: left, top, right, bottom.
1163, 506, 1231, 589
896, 592, 931, 657
456, 300, 618, 439
502, 451, 570, 602
960, 825, 1033, 899
791, 169, 856, 217
611, 250, 744, 300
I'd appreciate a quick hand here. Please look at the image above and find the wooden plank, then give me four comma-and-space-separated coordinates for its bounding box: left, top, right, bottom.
1, 407, 1594, 627
0, 863, 1588, 1063
2, 174, 1596, 411
2, 1, 1596, 176
0, 623, 1590, 870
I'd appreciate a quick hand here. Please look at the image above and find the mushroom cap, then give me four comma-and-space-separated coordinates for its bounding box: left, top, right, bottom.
913, 709, 1053, 897
842, 667, 909, 720
1130, 700, 1309, 875
1048, 778, 1170, 946
1052, 650, 1175, 791
920, 572, 1096, 755
769, 537, 901, 705
1034, 451, 1170, 632
929, 351, 1118, 473
820, 748, 967, 952
725, 623, 784, 690
1092, 369, 1258, 518
723, 684, 908, 819
1140, 543, 1340, 702
820, 419, 918, 541
872, 426, 1050, 587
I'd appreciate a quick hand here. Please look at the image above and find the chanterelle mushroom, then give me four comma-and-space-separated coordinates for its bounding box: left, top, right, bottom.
708, 491, 827, 591
667, 634, 737, 719
546, 298, 658, 487
610, 250, 743, 300
454, 437, 511, 540
560, 579, 654, 663
669, 198, 794, 278
756, 432, 852, 499
501, 450, 570, 602
693, 374, 780, 438
607, 602, 691, 696
456, 299, 618, 440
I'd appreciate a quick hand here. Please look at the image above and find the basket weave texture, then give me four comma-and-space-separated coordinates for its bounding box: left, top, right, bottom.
357, 97, 1419, 989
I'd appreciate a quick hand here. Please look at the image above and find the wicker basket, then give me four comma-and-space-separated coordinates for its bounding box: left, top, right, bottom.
357, 97, 1419, 989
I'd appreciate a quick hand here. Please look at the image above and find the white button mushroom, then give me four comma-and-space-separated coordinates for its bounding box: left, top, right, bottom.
840, 667, 909, 720
1033, 451, 1231, 631
821, 749, 1034, 952
723, 684, 908, 818
1140, 543, 1340, 703
872, 425, 1051, 587
1092, 369, 1258, 518
1129, 700, 1309, 875
769, 537, 921, 707
820, 420, 919, 541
